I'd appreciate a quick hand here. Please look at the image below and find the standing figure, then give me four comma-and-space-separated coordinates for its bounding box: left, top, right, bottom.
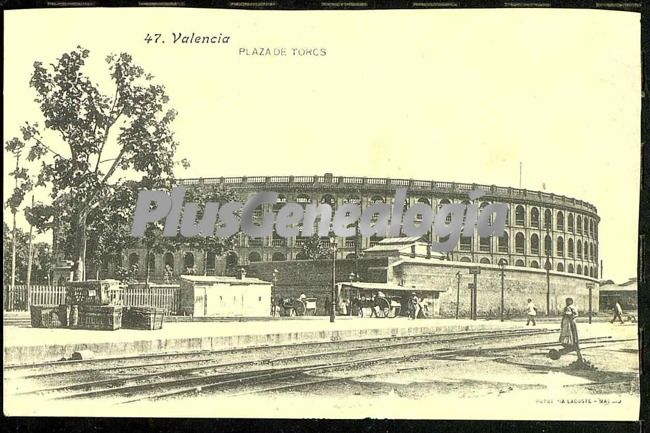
409, 293, 420, 320
525, 298, 537, 326
610, 300, 625, 324
559, 297, 579, 348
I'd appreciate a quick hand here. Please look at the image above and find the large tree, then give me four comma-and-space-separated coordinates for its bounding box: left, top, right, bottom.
6, 47, 180, 280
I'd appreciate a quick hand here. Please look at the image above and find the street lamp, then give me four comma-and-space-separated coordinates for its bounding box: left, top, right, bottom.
271, 269, 279, 317
455, 271, 461, 320
329, 235, 338, 323
499, 259, 506, 322
545, 225, 551, 316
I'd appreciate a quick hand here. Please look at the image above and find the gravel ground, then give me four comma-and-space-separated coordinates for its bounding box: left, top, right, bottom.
4, 321, 639, 420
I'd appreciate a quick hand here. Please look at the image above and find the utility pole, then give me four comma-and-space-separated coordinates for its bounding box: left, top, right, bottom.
546, 225, 551, 316
455, 271, 461, 320
499, 260, 506, 322
330, 236, 337, 323
26, 195, 35, 307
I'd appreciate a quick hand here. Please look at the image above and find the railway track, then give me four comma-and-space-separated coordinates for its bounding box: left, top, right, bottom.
5, 328, 633, 404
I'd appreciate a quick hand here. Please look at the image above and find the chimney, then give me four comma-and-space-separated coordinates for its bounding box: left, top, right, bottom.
426, 244, 431, 259
410, 245, 416, 258
238, 268, 247, 280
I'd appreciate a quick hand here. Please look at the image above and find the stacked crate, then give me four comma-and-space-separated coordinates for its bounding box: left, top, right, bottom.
65, 280, 123, 331
122, 306, 165, 330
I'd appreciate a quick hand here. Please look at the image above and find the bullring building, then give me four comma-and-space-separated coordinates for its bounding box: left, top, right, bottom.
122, 173, 600, 281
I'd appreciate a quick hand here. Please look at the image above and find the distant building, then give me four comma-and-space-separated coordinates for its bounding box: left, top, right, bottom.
599, 277, 637, 311
109, 173, 600, 282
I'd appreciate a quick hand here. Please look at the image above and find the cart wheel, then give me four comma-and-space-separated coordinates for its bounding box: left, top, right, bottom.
548, 349, 561, 360
293, 300, 306, 316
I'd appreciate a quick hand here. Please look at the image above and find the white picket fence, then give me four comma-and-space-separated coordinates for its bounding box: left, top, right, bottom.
3, 284, 181, 315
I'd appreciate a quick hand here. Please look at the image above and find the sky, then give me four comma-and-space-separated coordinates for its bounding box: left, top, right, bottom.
3, 8, 641, 283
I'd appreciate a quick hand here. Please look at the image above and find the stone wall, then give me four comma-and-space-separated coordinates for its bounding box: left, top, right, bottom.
249, 257, 599, 318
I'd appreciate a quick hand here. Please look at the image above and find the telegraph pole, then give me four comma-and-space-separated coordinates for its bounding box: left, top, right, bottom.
455, 271, 461, 320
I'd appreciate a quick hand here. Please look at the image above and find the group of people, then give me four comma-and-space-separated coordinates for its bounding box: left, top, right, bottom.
525, 298, 627, 327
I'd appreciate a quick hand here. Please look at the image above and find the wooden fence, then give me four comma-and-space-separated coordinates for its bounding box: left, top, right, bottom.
3, 284, 182, 315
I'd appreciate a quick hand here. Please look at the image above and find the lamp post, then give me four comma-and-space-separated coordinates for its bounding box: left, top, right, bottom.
499, 259, 506, 322
455, 271, 461, 320
545, 225, 551, 316
271, 269, 279, 317
330, 235, 338, 323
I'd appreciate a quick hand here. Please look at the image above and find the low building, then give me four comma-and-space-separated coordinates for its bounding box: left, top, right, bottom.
249, 239, 599, 318
179, 270, 272, 317
599, 278, 637, 312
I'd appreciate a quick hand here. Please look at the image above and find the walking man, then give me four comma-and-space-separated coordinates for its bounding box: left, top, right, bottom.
526, 298, 537, 326
610, 300, 625, 324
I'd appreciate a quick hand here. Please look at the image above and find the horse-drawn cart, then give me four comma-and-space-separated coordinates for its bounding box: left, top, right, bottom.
280, 297, 317, 316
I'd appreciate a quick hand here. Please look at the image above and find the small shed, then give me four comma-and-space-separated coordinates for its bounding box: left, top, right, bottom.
179, 271, 272, 317
599, 278, 637, 311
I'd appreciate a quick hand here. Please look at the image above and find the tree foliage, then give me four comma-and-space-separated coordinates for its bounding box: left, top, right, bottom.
2, 223, 52, 286
6, 47, 181, 280
300, 234, 330, 260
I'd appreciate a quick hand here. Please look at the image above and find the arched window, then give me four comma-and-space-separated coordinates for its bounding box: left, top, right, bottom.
273, 194, 287, 211
417, 197, 431, 205
568, 238, 574, 258
568, 264, 574, 273
343, 195, 361, 205
460, 257, 471, 263
128, 253, 139, 268
498, 232, 509, 253
531, 208, 540, 228
515, 259, 525, 267
225, 252, 238, 269
577, 242, 582, 259
248, 252, 262, 262
584, 241, 589, 261
556, 211, 564, 231
568, 214, 574, 232
480, 202, 492, 225
147, 253, 156, 272
515, 232, 525, 254
183, 252, 195, 270
590, 243, 594, 262
577, 264, 582, 275
515, 205, 525, 226
206, 251, 216, 271
479, 237, 490, 252
557, 262, 564, 272
531, 234, 540, 255
577, 215, 583, 235
272, 252, 286, 262
583, 266, 588, 276
164, 252, 174, 269
297, 194, 311, 204
590, 220, 595, 238
544, 235, 552, 256
439, 198, 452, 224
460, 237, 471, 251
544, 209, 552, 230
480, 258, 491, 264
321, 194, 336, 207
530, 260, 539, 269
589, 266, 594, 278
370, 195, 385, 204
545, 259, 552, 270
557, 237, 564, 257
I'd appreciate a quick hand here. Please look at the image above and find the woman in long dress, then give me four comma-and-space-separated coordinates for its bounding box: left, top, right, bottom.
559, 297, 579, 347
